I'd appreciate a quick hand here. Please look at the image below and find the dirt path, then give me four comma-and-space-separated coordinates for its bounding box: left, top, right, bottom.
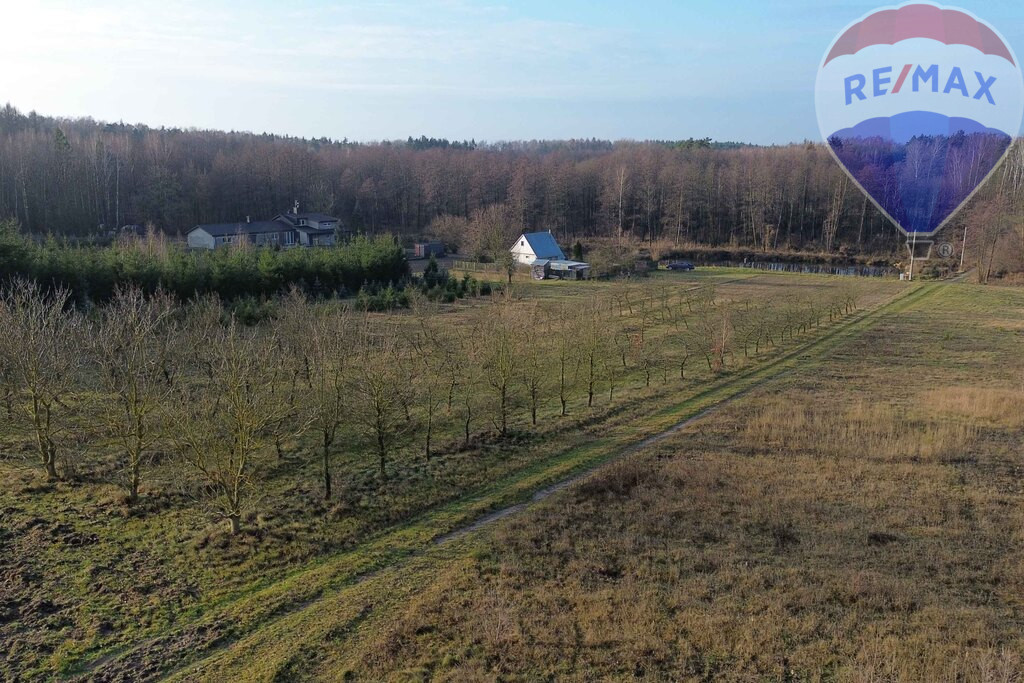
436, 280, 937, 545
432, 383, 747, 546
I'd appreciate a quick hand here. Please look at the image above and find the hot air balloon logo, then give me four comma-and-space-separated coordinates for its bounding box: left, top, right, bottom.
815, 3, 1024, 257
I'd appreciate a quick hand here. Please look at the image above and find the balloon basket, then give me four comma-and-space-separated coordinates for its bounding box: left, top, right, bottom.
905, 239, 934, 261
903, 239, 933, 281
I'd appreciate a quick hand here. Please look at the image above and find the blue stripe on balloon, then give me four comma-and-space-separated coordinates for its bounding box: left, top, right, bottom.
829, 111, 1011, 235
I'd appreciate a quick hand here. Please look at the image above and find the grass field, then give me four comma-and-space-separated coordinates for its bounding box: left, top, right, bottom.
7, 273, 1018, 681
273, 281, 1021, 682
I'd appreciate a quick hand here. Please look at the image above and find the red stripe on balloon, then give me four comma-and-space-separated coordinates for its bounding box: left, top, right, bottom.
890, 63, 913, 93
824, 4, 1014, 66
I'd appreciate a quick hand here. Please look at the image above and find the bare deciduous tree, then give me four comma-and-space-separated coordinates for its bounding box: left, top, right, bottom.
477, 297, 521, 436
349, 321, 414, 480
967, 194, 1016, 283
90, 286, 177, 503
171, 312, 288, 533
575, 302, 606, 408
0, 280, 82, 481
517, 305, 550, 426
409, 296, 447, 460
552, 304, 579, 416
292, 299, 350, 500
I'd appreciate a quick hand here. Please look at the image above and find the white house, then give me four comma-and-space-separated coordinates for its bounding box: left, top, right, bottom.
510, 231, 566, 265
510, 231, 590, 280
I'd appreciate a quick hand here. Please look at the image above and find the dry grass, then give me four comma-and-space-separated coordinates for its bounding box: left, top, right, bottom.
921, 386, 1024, 429
742, 397, 981, 463
317, 283, 1024, 682
0, 272, 900, 680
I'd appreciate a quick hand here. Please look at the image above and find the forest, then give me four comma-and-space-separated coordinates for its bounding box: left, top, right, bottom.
0, 104, 918, 254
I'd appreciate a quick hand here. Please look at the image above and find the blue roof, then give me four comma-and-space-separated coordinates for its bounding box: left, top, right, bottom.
522, 232, 565, 260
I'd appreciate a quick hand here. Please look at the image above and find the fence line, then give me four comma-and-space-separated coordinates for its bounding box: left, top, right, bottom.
452, 260, 531, 274
729, 260, 898, 278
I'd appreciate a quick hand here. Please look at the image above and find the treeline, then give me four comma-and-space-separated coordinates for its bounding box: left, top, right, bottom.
0, 220, 408, 305
0, 278, 865, 534
0, 104, 908, 253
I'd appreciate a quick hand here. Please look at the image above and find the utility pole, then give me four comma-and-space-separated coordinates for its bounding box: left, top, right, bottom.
959, 223, 968, 272
907, 234, 916, 281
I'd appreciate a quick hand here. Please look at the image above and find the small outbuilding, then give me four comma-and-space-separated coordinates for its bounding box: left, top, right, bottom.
531, 259, 591, 280
414, 241, 446, 258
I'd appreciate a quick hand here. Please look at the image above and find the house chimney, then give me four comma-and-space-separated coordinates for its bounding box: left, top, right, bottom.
293, 200, 300, 215
246, 215, 251, 224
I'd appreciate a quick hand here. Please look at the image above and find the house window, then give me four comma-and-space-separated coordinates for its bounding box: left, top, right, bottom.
520, 240, 525, 246
285, 231, 295, 246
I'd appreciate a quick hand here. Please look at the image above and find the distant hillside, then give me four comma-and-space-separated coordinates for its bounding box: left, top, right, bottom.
0, 103, 943, 255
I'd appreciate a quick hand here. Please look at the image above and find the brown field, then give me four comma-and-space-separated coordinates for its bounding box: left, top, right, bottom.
8, 273, 1022, 682
278, 282, 1024, 682
0, 270, 900, 681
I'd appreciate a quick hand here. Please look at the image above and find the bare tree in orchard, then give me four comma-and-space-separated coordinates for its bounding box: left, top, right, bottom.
90, 286, 177, 503
349, 321, 414, 480
552, 303, 580, 416
516, 304, 551, 426
601, 340, 623, 402
458, 333, 484, 447
663, 285, 696, 380
575, 301, 607, 408
270, 288, 313, 461
284, 297, 350, 500
171, 311, 290, 534
735, 300, 773, 359
409, 294, 447, 460
629, 295, 662, 387
0, 280, 83, 481
685, 292, 732, 372
477, 296, 522, 436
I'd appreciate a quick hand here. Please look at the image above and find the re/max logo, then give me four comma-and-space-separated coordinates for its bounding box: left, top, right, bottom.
844, 65, 996, 105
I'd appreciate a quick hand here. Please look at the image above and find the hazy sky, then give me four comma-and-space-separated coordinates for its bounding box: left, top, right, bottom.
1, 0, 1021, 144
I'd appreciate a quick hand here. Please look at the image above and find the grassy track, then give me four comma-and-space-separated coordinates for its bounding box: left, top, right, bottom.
78, 280, 934, 682
320, 280, 1024, 682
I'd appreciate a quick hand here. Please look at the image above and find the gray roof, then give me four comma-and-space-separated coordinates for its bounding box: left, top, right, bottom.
298, 213, 337, 223
192, 210, 340, 238
295, 224, 334, 235
521, 232, 565, 260
190, 220, 290, 237
275, 212, 339, 226
548, 259, 589, 269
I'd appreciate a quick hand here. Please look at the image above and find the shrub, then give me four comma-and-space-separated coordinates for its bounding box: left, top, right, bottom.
0, 231, 409, 304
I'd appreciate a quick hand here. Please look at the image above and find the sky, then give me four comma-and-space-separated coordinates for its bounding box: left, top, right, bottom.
0, 0, 1022, 144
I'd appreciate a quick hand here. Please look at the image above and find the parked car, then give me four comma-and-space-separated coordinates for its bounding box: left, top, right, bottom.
665, 261, 695, 271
